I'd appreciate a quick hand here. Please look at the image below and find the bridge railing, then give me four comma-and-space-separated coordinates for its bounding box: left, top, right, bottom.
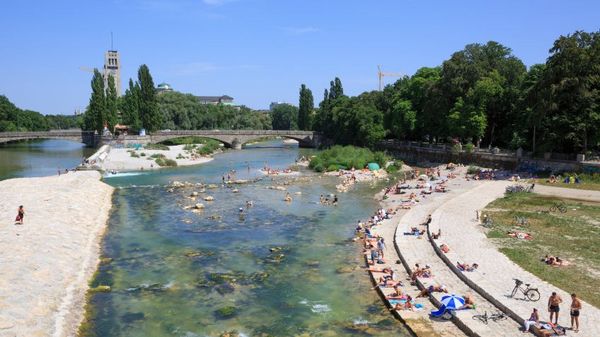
0, 130, 88, 137
154, 130, 317, 136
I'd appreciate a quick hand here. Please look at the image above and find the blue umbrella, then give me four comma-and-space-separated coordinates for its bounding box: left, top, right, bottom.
440, 294, 465, 310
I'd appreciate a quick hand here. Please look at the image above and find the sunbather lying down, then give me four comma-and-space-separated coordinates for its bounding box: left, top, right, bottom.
417, 284, 448, 297
456, 261, 479, 272
542, 255, 570, 266
392, 295, 414, 311
507, 231, 533, 240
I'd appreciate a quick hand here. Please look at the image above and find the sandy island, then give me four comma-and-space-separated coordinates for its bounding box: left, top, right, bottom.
97, 144, 216, 172
0, 171, 114, 337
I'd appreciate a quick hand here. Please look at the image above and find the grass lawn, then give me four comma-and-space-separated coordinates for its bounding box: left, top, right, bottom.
483, 192, 600, 308
535, 173, 600, 191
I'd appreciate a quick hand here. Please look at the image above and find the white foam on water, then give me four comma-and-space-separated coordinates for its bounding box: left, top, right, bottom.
310, 304, 331, 313
104, 172, 146, 178
353, 317, 369, 325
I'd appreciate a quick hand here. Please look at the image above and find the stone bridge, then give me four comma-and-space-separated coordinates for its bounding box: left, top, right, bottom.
148, 130, 322, 149
0, 130, 323, 149
0, 130, 100, 147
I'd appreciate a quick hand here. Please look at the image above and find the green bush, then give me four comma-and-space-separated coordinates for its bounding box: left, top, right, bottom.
309, 145, 390, 172
467, 165, 481, 174
451, 143, 462, 155
464, 142, 474, 154
144, 143, 169, 150
183, 144, 196, 151
140, 152, 146, 157
130, 152, 140, 158
150, 153, 166, 159
155, 158, 178, 167
197, 139, 220, 156
163, 136, 217, 145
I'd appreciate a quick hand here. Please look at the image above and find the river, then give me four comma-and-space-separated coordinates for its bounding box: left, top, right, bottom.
0, 139, 94, 180
2, 139, 411, 337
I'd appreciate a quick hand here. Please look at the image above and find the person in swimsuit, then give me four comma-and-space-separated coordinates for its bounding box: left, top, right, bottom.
548, 292, 563, 324
15, 205, 25, 225
570, 293, 582, 332
523, 308, 540, 333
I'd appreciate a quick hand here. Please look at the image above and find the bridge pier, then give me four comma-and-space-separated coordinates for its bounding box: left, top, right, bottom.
230, 138, 242, 150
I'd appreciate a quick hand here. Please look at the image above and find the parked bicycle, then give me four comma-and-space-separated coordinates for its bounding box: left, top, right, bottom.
481, 214, 493, 228
509, 278, 540, 301
472, 311, 508, 324
514, 216, 529, 226
549, 201, 567, 213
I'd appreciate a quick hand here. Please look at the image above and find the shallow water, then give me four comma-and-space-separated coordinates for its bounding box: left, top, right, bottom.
0, 139, 94, 180
86, 141, 411, 337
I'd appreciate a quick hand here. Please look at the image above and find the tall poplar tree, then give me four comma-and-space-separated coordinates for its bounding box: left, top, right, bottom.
138, 64, 162, 132
105, 75, 119, 131
121, 78, 142, 131
84, 69, 106, 132
298, 84, 314, 130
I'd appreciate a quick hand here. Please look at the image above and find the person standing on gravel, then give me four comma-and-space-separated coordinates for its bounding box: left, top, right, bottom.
548, 292, 563, 324
377, 237, 386, 259
570, 293, 582, 333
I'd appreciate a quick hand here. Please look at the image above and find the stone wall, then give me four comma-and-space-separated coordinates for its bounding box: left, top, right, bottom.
379, 141, 600, 173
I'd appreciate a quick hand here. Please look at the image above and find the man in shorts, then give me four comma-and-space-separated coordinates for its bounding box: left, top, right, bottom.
548, 291, 563, 324
570, 293, 582, 332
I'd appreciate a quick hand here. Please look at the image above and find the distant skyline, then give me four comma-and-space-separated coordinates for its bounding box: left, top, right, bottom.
1, 0, 599, 115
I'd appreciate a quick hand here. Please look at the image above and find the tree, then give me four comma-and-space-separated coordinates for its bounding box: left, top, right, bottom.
84, 69, 106, 132
105, 75, 119, 131
121, 79, 142, 131
298, 84, 314, 130
538, 31, 600, 152
329, 77, 344, 100
270, 103, 298, 130
137, 64, 162, 132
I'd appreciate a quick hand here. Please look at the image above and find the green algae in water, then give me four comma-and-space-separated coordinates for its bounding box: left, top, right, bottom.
83, 142, 412, 337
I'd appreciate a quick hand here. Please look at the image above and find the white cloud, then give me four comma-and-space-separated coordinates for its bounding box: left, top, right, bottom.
283, 26, 320, 35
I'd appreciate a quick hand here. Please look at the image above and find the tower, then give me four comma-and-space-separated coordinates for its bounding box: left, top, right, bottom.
103, 50, 121, 96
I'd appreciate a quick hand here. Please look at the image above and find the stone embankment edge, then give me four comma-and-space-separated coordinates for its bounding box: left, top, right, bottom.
70, 179, 114, 337
426, 197, 545, 337
363, 255, 419, 337
393, 223, 478, 337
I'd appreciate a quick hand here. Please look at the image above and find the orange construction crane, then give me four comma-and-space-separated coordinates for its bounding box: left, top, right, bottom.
377, 65, 403, 91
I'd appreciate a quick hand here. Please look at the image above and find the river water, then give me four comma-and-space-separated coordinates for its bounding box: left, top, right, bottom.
0, 139, 94, 180
1, 140, 411, 337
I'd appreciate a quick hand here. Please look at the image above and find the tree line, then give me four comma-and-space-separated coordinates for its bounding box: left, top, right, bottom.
0, 95, 82, 132
295, 30, 600, 154
83, 64, 272, 134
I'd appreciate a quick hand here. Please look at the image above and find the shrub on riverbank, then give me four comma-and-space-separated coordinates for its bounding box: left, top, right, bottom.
155, 157, 178, 167
162, 136, 212, 145
144, 143, 169, 150
309, 145, 389, 172
196, 139, 221, 156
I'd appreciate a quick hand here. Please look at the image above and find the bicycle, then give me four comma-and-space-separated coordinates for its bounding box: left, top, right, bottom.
481, 215, 493, 228
472, 311, 508, 325
514, 216, 529, 226
509, 278, 540, 301
549, 201, 567, 213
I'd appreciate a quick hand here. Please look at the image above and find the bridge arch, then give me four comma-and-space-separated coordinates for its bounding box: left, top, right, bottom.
153, 135, 234, 148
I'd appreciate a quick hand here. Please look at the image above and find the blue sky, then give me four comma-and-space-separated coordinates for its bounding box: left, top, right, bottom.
1, 0, 599, 115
